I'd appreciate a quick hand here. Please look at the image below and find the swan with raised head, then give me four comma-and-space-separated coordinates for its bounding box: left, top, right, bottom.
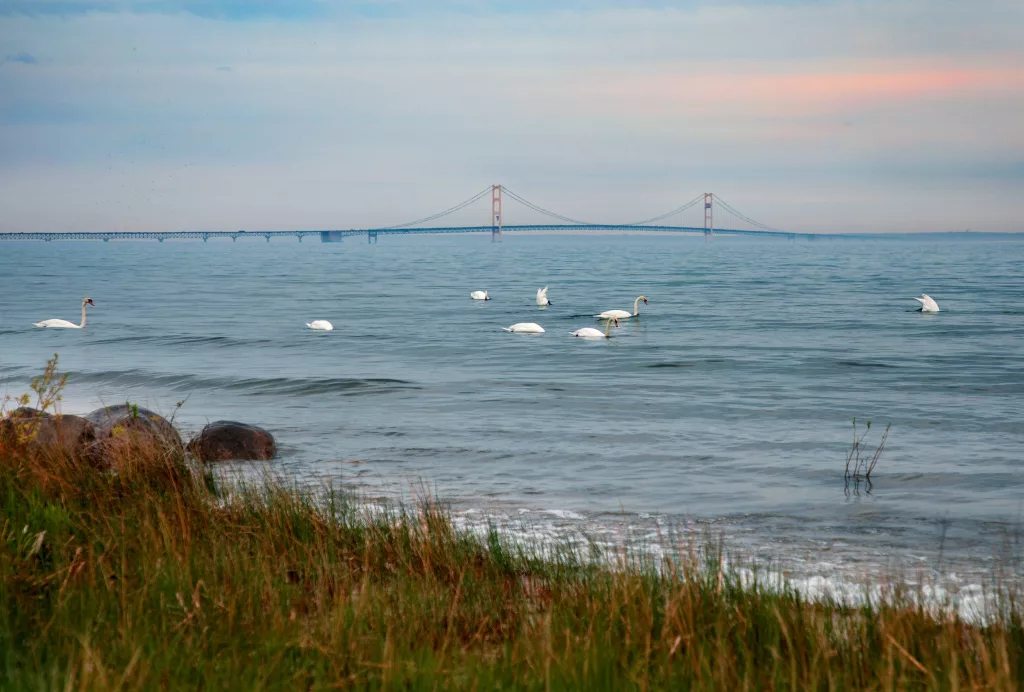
306, 320, 334, 331
33, 298, 94, 329
596, 296, 647, 320
571, 317, 619, 339
470, 291, 490, 301
536, 286, 551, 306
503, 322, 545, 334
913, 294, 939, 313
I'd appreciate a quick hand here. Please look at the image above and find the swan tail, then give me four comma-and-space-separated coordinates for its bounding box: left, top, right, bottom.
503, 327, 513, 332
912, 297, 925, 304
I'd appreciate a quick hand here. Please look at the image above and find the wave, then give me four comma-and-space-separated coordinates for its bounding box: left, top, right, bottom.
86, 334, 273, 348
836, 360, 899, 369
645, 358, 726, 369
66, 369, 419, 397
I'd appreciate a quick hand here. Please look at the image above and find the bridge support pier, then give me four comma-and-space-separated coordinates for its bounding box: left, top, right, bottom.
368, 231, 378, 244
264, 235, 270, 243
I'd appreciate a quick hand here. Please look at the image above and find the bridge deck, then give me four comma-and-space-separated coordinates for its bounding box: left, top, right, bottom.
0, 224, 827, 242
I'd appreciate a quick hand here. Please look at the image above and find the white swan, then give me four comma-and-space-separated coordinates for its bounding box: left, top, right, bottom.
503, 322, 545, 334
536, 286, 551, 306
571, 317, 619, 339
306, 320, 333, 331
470, 291, 490, 301
913, 294, 939, 313
596, 296, 647, 320
33, 297, 94, 329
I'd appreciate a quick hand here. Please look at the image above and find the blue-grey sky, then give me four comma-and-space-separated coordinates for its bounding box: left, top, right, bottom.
1, 0, 1021, 233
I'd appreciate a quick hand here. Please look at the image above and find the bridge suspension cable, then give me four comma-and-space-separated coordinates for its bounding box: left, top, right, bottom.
712, 196, 783, 233
375, 184, 783, 233
504, 188, 713, 228
624, 194, 705, 226
381, 186, 493, 229
500, 187, 596, 226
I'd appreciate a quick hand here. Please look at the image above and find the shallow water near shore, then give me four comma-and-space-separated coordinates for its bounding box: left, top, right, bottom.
2, 233, 1023, 590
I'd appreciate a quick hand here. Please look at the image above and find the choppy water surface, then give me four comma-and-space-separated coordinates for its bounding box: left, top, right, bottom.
2, 234, 1023, 591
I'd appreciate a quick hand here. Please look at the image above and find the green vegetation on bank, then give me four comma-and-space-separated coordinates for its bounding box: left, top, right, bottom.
1, 364, 1022, 689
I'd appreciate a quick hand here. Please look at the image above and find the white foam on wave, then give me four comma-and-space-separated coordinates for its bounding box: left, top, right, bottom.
211, 467, 1020, 626
541, 509, 586, 521
443, 501, 1019, 626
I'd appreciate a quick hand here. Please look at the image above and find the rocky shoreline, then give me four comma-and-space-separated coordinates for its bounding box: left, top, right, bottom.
0, 404, 276, 465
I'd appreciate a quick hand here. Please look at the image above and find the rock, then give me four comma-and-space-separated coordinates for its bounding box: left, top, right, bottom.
7, 407, 49, 420
188, 420, 277, 462
0, 407, 96, 457
84, 404, 183, 458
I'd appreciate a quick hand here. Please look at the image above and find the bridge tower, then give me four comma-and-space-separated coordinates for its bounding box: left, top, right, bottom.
492, 184, 502, 242
703, 193, 713, 236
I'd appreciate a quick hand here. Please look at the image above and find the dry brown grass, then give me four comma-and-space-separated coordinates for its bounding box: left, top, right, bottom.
1, 359, 1021, 689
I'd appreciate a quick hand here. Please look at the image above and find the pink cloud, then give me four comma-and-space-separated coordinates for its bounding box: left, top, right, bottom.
557, 61, 1024, 118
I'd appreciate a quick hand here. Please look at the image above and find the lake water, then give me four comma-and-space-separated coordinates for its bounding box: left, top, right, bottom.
2, 233, 1023, 594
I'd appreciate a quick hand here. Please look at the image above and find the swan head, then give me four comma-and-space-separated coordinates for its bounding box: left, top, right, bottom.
638, 296, 648, 305
82, 297, 94, 306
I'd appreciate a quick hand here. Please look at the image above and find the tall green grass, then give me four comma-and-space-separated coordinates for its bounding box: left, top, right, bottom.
1, 360, 1021, 689
2, 432, 1022, 690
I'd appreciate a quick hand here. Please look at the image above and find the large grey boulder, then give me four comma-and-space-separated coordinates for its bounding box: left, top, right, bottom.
188, 420, 277, 462
84, 404, 183, 462
0, 407, 96, 458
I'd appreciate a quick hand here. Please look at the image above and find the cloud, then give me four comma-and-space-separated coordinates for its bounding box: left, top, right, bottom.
546, 62, 1024, 123
1, 51, 38, 65
0, 0, 329, 20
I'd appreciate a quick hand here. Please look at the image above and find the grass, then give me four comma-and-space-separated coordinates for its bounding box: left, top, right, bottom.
1, 363, 1023, 689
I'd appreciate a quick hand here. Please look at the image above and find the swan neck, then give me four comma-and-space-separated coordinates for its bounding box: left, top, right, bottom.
605, 320, 612, 337
80, 302, 87, 328
633, 297, 641, 316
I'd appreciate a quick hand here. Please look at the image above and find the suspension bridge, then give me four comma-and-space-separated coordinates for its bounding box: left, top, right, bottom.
0, 187, 819, 243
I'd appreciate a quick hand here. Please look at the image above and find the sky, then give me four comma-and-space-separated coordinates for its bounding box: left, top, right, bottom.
0, 0, 1022, 233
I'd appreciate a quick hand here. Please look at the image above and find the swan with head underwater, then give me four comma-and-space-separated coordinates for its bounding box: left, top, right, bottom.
503, 322, 545, 334
306, 320, 334, 331
33, 297, 94, 329
571, 317, 619, 339
470, 291, 490, 301
913, 294, 939, 313
536, 286, 552, 306
596, 296, 647, 320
